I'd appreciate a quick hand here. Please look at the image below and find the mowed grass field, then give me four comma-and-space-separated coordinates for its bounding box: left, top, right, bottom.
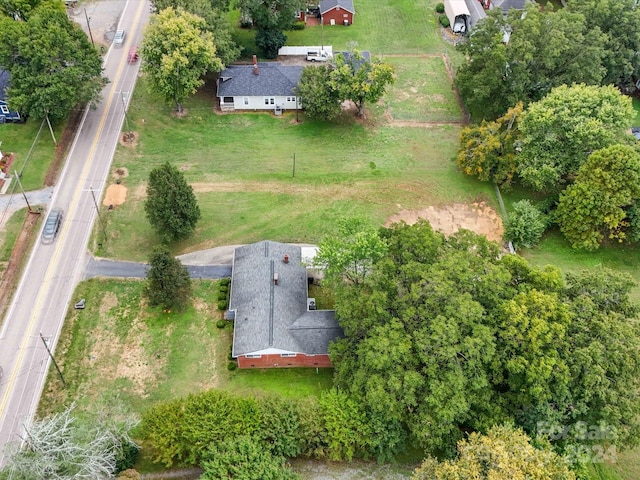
384, 55, 463, 122
231, 0, 453, 56
0, 118, 65, 191
99, 76, 488, 262
39, 279, 333, 418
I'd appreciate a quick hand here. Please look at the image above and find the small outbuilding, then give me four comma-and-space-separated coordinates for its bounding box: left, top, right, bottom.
320, 0, 355, 26
445, 0, 471, 34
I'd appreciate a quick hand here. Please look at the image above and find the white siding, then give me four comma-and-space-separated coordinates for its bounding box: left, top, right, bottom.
225, 95, 301, 111
278, 45, 333, 56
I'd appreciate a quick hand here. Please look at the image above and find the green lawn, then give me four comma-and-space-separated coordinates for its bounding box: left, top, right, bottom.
384, 56, 463, 122
0, 208, 27, 266
231, 0, 453, 57
632, 96, 640, 125
0, 118, 64, 191
99, 77, 491, 261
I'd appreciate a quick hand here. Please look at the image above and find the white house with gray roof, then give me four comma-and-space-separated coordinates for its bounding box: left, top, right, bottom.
217, 61, 303, 113
229, 241, 344, 369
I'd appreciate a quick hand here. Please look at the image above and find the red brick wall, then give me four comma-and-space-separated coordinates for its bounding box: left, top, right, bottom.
238, 353, 333, 369
322, 8, 353, 25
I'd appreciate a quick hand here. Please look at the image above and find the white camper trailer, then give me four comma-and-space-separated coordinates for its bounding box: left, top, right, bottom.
444, 0, 471, 34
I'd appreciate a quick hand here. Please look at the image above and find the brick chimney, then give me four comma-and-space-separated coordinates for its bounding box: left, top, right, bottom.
253, 55, 258, 75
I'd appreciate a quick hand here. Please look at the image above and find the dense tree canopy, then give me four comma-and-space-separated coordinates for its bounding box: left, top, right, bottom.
456, 6, 606, 120
145, 246, 192, 311
412, 425, 575, 480
200, 436, 299, 480
144, 161, 201, 242
0, 3, 106, 120
567, 0, 640, 90
456, 103, 522, 188
327, 220, 640, 460
556, 144, 640, 250
150, 0, 240, 65
141, 7, 222, 112
236, 0, 304, 31
0, 0, 55, 20
518, 84, 634, 191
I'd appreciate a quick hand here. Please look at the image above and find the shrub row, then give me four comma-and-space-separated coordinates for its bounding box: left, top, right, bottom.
140, 389, 372, 468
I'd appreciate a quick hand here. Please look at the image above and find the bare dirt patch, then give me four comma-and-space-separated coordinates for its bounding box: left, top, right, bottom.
103, 184, 127, 206
112, 167, 129, 180
386, 202, 504, 243
119, 131, 138, 147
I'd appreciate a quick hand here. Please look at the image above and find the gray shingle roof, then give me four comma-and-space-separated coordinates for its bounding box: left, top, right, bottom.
217, 63, 303, 98
492, 0, 527, 13
230, 241, 343, 357
320, 0, 355, 14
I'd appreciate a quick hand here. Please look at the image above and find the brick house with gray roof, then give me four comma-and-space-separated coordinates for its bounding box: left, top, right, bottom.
217, 59, 303, 113
229, 241, 344, 369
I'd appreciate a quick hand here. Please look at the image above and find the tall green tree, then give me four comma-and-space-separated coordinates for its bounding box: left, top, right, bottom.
456, 6, 606, 120
144, 161, 201, 242
150, 0, 240, 65
457, 103, 522, 188
503, 199, 547, 249
0, 0, 54, 20
313, 217, 388, 286
412, 425, 575, 480
567, 0, 640, 90
236, 0, 304, 58
329, 51, 394, 117
556, 144, 640, 250
0, 3, 106, 120
518, 84, 634, 191
295, 64, 342, 121
145, 246, 192, 311
141, 7, 222, 113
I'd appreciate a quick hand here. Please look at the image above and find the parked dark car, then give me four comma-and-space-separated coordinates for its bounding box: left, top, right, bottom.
42, 208, 63, 244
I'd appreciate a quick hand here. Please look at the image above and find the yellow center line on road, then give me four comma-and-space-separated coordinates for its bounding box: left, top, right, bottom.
0, 0, 147, 421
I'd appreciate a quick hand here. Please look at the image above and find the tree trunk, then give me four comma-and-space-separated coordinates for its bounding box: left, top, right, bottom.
357, 100, 365, 118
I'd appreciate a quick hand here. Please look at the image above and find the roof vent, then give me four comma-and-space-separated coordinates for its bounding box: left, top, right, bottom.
253, 55, 258, 75
283, 254, 289, 263
273, 272, 279, 285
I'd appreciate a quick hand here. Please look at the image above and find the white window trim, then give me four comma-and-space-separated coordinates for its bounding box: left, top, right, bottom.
281, 353, 297, 357
245, 354, 262, 359
0, 105, 9, 114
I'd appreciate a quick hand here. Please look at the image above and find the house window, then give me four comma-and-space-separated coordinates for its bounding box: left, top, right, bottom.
281, 353, 296, 357
265, 97, 275, 105
223, 96, 233, 104
245, 354, 262, 359
270, 98, 275, 105
243, 97, 249, 105
0, 105, 8, 114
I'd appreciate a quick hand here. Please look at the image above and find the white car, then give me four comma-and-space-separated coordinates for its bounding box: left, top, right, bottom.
114, 29, 126, 46
306, 50, 331, 62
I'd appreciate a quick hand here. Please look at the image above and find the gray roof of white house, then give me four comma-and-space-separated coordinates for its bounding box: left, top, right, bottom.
217, 63, 303, 98
320, 0, 355, 14
230, 241, 343, 357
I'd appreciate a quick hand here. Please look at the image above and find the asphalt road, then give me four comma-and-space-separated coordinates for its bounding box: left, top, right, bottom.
0, 0, 151, 465
84, 257, 232, 280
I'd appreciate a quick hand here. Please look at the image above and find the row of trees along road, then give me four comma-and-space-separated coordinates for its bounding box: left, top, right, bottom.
0, 0, 106, 121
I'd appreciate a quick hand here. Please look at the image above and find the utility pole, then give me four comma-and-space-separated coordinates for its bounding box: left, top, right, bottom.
44, 112, 57, 146
84, 8, 95, 48
292, 153, 296, 178
14, 170, 37, 214
40, 333, 66, 388
89, 186, 107, 245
